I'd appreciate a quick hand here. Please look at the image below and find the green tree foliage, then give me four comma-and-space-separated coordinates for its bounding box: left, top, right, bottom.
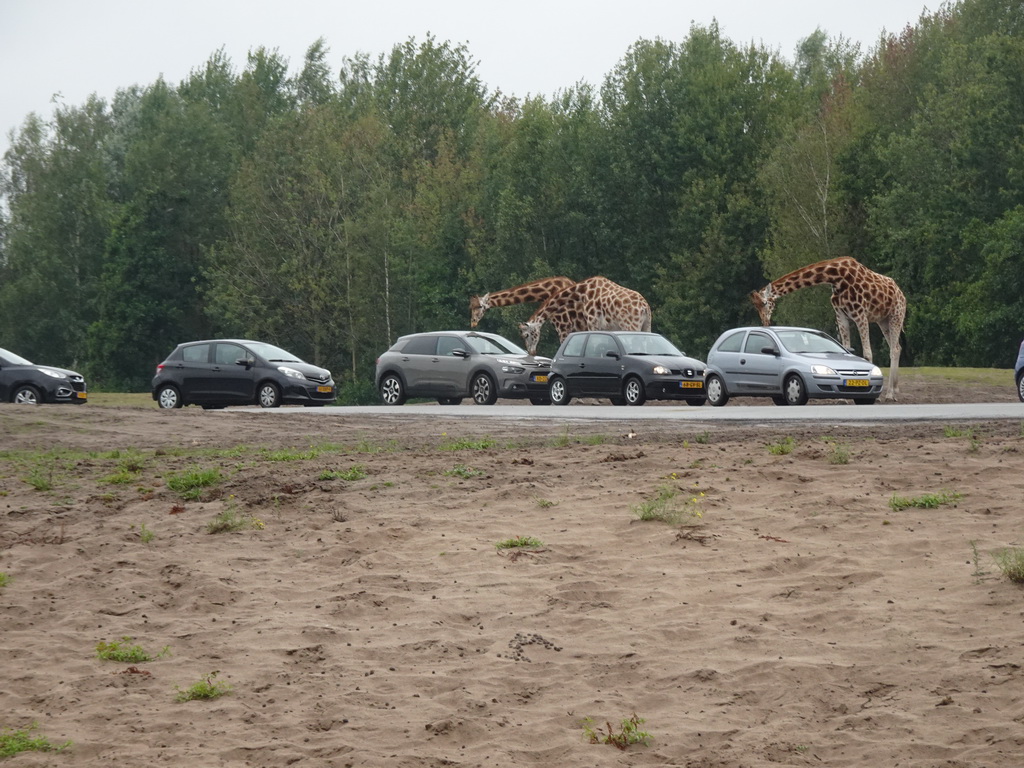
3, 1, 1024, 392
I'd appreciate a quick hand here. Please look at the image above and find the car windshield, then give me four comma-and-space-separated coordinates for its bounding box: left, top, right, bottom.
775, 330, 847, 354
0, 348, 33, 365
617, 334, 684, 356
245, 342, 305, 363
465, 335, 527, 355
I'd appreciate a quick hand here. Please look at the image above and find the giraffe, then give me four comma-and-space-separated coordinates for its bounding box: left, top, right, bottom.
469, 277, 576, 328
518, 276, 652, 355
749, 256, 906, 401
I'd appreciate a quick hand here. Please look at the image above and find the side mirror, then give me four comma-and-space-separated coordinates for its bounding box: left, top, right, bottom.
235, 357, 254, 368
761, 346, 780, 356
604, 350, 620, 359
451, 348, 468, 358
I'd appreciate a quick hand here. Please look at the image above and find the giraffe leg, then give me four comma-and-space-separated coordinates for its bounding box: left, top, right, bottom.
878, 318, 901, 401
833, 309, 853, 351
855, 318, 873, 363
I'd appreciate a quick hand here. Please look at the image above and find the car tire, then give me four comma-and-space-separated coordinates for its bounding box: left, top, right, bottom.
437, 397, 462, 405
549, 377, 571, 405
685, 398, 705, 406
771, 396, 787, 406
258, 382, 282, 408
623, 376, 646, 406
379, 374, 406, 405
13, 385, 41, 405
156, 384, 183, 409
470, 373, 498, 405
610, 397, 627, 406
529, 397, 551, 405
783, 374, 808, 406
1017, 373, 1024, 402
706, 374, 729, 407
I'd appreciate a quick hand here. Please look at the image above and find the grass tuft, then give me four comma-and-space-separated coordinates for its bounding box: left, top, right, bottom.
0, 723, 70, 758
582, 714, 651, 750
166, 466, 221, 500
95, 637, 170, 663
888, 490, 962, 511
496, 535, 544, 549
175, 671, 232, 702
992, 547, 1024, 583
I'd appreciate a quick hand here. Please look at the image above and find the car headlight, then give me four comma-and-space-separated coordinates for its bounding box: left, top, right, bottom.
810, 365, 838, 376
652, 365, 671, 375
278, 366, 305, 379
870, 366, 882, 376
40, 368, 66, 379
501, 365, 525, 374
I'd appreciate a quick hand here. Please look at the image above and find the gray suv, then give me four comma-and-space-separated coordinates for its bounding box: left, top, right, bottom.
375, 331, 552, 405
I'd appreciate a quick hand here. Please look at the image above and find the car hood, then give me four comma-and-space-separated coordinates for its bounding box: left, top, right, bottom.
16, 364, 84, 378
626, 354, 704, 371
495, 355, 551, 368
269, 361, 332, 379
794, 352, 871, 364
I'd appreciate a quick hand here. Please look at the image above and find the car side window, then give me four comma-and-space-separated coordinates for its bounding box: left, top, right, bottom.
585, 334, 617, 358
561, 334, 587, 357
214, 343, 246, 366
717, 332, 744, 353
436, 336, 467, 356
182, 344, 210, 363
401, 336, 438, 355
744, 332, 777, 355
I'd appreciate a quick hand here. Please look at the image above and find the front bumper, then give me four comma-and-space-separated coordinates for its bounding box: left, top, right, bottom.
645, 377, 706, 401
498, 370, 552, 399
282, 380, 337, 405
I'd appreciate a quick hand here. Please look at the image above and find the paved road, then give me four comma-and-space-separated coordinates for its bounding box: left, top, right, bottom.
287, 402, 1024, 423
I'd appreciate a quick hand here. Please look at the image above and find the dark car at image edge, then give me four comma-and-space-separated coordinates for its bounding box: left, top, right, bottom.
152, 339, 335, 409
0, 347, 88, 404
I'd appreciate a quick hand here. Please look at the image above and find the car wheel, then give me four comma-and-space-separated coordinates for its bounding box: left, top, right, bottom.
783, 374, 808, 406
258, 382, 282, 408
156, 384, 183, 409
437, 397, 462, 405
706, 374, 729, 407
13, 385, 41, 405
610, 397, 627, 406
623, 376, 646, 406
1017, 373, 1024, 402
379, 374, 406, 405
853, 397, 877, 405
529, 397, 551, 405
771, 396, 787, 406
685, 398, 705, 406
549, 377, 571, 405
471, 373, 498, 405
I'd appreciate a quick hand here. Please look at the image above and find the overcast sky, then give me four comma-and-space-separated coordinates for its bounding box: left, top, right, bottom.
2, 0, 932, 156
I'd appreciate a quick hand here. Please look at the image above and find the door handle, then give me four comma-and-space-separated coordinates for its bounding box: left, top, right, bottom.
740, 358, 747, 365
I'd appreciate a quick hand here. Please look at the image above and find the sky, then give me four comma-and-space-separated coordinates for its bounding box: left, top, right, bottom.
1, 0, 933, 157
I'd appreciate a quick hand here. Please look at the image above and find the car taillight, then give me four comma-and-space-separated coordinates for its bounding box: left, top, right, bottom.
156, 364, 164, 373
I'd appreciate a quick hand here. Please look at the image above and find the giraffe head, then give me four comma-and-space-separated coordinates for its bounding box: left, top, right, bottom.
469, 293, 489, 328
518, 320, 542, 356
749, 285, 778, 326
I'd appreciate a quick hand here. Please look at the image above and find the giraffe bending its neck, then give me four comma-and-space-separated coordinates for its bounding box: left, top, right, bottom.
750, 256, 906, 401
469, 277, 576, 328
518, 276, 652, 355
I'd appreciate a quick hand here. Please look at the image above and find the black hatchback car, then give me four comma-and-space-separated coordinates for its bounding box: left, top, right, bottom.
152, 339, 335, 409
0, 347, 88, 404
548, 331, 706, 406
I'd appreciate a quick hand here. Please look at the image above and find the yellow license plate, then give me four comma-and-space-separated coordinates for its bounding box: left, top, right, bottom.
316, 386, 333, 393
845, 379, 870, 387
534, 375, 548, 383
679, 381, 703, 389
77, 392, 88, 400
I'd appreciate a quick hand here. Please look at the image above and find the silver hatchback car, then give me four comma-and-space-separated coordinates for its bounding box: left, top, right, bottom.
375, 331, 552, 405
705, 326, 884, 406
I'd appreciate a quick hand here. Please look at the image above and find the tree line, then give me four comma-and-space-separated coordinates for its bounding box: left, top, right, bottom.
2, 0, 1022, 399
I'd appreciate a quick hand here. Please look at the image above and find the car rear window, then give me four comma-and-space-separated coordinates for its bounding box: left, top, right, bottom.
182, 344, 210, 363
400, 336, 438, 355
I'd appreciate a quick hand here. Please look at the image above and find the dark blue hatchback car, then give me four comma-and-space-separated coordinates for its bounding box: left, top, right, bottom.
1015, 338, 1024, 402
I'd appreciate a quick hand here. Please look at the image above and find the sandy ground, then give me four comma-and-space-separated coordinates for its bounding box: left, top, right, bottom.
2, 377, 1023, 767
